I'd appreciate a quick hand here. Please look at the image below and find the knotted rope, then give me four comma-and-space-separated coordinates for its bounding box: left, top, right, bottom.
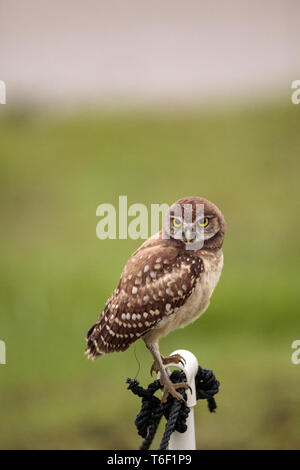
127, 365, 219, 450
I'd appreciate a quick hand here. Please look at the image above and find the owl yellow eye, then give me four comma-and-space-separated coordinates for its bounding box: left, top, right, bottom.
198, 217, 209, 227
173, 218, 182, 228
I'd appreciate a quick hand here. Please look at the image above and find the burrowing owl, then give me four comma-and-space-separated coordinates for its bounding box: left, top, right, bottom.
86, 197, 226, 401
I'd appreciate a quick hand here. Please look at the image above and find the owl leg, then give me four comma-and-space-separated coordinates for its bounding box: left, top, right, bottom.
145, 341, 188, 402
150, 354, 186, 375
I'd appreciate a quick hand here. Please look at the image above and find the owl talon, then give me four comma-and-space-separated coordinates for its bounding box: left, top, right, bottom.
150, 360, 160, 376
160, 380, 189, 403
150, 353, 186, 376
162, 353, 186, 368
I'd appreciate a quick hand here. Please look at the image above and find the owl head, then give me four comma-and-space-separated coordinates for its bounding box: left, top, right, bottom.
162, 196, 226, 250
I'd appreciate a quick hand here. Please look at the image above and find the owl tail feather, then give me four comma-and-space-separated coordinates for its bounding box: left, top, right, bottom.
85, 323, 106, 360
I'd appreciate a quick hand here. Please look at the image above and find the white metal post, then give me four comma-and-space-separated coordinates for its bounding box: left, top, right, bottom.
162, 349, 199, 450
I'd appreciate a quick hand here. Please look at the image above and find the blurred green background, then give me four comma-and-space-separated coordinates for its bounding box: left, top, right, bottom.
0, 102, 299, 449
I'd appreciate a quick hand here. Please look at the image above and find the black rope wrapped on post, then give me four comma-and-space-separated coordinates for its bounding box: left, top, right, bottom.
127, 365, 220, 450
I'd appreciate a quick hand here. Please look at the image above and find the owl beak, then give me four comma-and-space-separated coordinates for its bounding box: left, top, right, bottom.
184, 228, 194, 243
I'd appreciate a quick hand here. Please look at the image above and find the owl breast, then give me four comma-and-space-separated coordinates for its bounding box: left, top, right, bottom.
148, 250, 223, 341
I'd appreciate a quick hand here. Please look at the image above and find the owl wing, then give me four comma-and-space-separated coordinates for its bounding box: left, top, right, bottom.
86, 240, 204, 357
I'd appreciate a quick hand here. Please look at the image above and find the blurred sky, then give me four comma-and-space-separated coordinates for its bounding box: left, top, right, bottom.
0, 0, 299, 107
